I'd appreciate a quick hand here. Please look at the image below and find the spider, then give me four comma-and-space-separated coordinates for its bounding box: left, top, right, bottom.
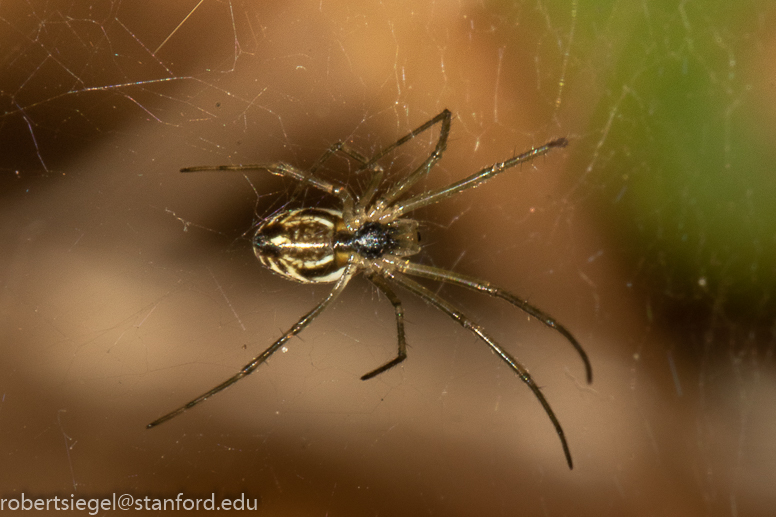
148, 109, 592, 469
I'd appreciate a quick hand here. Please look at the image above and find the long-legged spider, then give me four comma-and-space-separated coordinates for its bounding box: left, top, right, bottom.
149, 109, 592, 469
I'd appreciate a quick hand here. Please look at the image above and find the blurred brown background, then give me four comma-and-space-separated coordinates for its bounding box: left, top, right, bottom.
1, 1, 775, 515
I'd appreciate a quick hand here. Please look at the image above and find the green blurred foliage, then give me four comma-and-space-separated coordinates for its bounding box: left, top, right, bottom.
571, 0, 776, 324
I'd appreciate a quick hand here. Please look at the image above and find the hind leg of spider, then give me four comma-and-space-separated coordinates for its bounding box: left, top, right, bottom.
181, 162, 359, 221
147, 264, 357, 429
382, 267, 575, 469
384, 258, 592, 384
360, 273, 407, 380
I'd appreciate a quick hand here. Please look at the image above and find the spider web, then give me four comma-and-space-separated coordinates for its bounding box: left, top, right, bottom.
1, 0, 774, 515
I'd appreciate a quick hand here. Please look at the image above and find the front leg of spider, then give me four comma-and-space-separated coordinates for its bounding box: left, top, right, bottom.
151, 110, 589, 470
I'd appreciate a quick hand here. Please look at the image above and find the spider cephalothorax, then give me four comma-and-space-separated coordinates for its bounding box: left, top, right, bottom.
149, 109, 591, 469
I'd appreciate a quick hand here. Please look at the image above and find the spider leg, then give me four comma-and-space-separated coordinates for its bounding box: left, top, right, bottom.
386, 258, 592, 383
309, 141, 372, 175
147, 263, 357, 429
368, 109, 452, 215
181, 162, 358, 222
385, 137, 568, 221
361, 272, 407, 380
382, 267, 575, 469
357, 167, 385, 213
308, 141, 385, 211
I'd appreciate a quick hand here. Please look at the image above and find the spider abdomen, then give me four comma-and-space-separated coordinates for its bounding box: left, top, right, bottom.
253, 208, 421, 284
253, 208, 348, 284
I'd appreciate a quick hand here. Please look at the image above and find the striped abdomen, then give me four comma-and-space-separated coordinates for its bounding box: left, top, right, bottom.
253, 208, 349, 283
254, 207, 420, 283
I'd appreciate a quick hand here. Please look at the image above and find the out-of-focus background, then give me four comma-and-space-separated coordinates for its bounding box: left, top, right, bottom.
1, 1, 774, 515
